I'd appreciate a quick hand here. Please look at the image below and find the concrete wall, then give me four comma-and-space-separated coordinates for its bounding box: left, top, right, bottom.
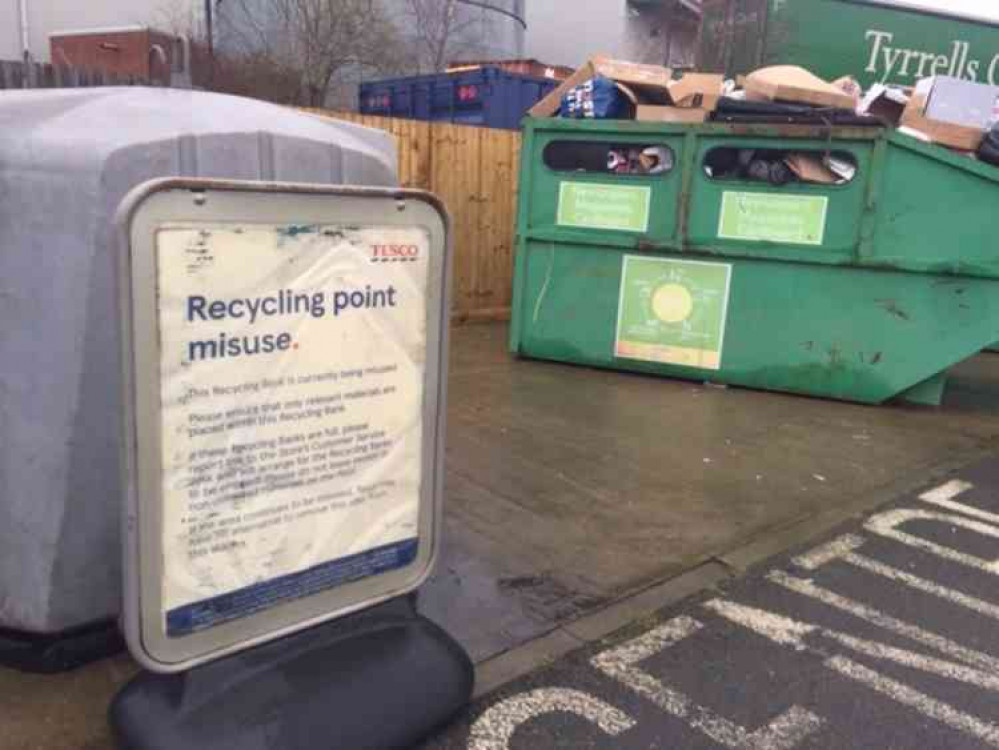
1, 0, 20, 61
0, 0, 194, 63
525, 0, 698, 68
216, 0, 524, 70
214, 0, 525, 108
460, 0, 525, 63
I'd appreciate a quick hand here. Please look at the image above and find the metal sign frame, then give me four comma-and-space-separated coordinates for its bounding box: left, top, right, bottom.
116, 179, 451, 673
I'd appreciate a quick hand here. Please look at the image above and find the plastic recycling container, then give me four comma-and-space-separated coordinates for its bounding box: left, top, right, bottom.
0, 88, 396, 668
509, 117, 999, 405
360, 66, 559, 130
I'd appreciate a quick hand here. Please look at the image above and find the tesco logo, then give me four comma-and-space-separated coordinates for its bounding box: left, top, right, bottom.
372, 244, 420, 263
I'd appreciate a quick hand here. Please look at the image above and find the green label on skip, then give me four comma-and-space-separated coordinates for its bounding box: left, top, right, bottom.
558, 182, 651, 233
718, 192, 828, 246
615, 256, 732, 371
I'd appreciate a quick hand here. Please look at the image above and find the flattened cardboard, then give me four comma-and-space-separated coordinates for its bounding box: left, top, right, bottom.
636, 105, 709, 123
529, 56, 672, 118
528, 58, 604, 119
744, 66, 856, 110
667, 73, 724, 111
901, 92, 985, 151
596, 58, 673, 88
832, 75, 863, 107
897, 126, 933, 144
784, 153, 839, 184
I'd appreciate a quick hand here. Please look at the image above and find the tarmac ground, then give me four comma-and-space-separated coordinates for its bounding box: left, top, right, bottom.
4, 323, 999, 749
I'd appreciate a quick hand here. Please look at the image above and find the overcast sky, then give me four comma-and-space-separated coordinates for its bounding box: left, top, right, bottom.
876, 0, 999, 23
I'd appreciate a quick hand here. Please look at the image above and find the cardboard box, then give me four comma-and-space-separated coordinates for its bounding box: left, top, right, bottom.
859, 84, 910, 126
636, 105, 710, 124
921, 76, 999, 130
900, 78, 986, 151
667, 73, 724, 111
528, 56, 672, 118
784, 153, 839, 185
634, 74, 724, 122
832, 75, 863, 106
743, 66, 857, 110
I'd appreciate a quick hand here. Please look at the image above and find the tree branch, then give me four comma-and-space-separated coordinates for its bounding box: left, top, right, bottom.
454, 0, 526, 29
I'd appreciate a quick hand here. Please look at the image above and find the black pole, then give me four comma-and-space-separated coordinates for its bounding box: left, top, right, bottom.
205, 0, 214, 61
204, 0, 215, 88
665, 0, 675, 68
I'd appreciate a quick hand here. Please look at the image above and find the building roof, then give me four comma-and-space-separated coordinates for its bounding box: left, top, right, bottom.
49, 26, 152, 38
628, 0, 702, 14
446, 58, 576, 79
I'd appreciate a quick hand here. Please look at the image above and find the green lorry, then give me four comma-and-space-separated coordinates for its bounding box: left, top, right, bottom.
700, 0, 999, 87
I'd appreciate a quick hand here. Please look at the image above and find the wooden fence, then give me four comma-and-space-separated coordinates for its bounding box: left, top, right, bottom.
0, 59, 148, 90
310, 111, 521, 322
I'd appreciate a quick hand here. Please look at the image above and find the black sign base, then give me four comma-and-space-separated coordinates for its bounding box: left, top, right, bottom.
109, 596, 473, 750
0, 619, 124, 673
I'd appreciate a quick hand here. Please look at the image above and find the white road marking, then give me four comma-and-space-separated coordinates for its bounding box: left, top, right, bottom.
793, 535, 867, 571
702, 599, 811, 647
465, 475, 999, 750
592, 616, 703, 719
922, 484, 999, 525
702, 598, 815, 649
467, 688, 636, 750
795, 533, 999, 622
768, 571, 999, 672
827, 656, 999, 747
591, 615, 823, 749
865, 509, 999, 574
828, 631, 999, 690
919, 480, 995, 521
706, 598, 999, 746
705, 599, 999, 690
921, 480, 976, 505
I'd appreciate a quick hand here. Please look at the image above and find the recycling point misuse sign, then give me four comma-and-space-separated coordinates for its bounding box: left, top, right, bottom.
117, 180, 450, 672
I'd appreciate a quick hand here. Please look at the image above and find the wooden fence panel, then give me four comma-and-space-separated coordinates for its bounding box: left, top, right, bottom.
479, 131, 520, 319
440, 122, 478, 319
309, 110, 521, 322
0, 59, 149, 90
312, 111, 434, 190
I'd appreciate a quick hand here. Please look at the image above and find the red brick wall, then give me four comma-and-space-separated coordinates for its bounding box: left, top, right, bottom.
50, 29, 180, 85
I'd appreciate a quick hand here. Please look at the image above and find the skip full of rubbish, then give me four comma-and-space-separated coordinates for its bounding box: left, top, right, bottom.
606, 145, 673, 176
529, 56, 999, 180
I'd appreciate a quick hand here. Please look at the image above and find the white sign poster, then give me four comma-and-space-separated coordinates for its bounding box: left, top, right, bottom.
155, 223, 429, 637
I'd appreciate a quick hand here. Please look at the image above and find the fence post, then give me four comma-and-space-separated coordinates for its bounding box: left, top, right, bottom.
2, 58, 153, 90
297, 109, 518, 321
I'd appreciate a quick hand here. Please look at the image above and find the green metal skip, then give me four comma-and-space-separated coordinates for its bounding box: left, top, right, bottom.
509, 119, 999, 405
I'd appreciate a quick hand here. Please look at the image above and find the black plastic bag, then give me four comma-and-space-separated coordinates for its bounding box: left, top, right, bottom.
559, 76, 630, 120
978, 124, 999, 167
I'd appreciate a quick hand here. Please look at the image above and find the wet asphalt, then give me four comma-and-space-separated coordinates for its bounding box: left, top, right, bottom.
422, 457, 999, 749
3, 326, 999, 749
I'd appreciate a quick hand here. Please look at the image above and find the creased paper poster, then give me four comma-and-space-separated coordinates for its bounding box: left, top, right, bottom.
156, 223, 429, 636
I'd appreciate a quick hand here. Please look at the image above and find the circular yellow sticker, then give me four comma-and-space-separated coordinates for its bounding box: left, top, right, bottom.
652, 283, 694, 324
